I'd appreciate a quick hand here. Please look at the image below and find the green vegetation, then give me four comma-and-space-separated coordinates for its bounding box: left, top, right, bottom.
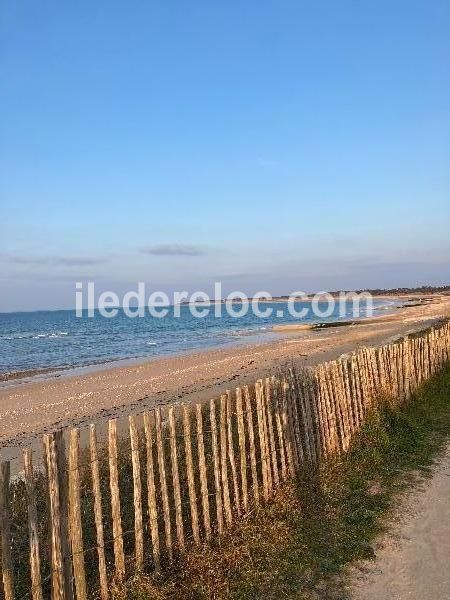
120, 363, 450, 599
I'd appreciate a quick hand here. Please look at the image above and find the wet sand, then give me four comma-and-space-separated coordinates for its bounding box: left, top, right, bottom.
1, 295, 449, 466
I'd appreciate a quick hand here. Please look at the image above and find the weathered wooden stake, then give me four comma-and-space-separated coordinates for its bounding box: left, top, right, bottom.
235, 388, 248, 512
43, 433, 66, 600
220, 395, 233, 526
54, 431, 73, 600
210, 398, 223, 534
273, 380, 287, 480
264, 378, 279, 487
244, 385, 259, 506
281, 381, 296, 477
226, 390, 241, 516
89, 425, 109, 600
155, 407, 173, 562
168, 406, 185, 552
182, 405, 200, 545
143, 412, 161, 571
129, 415, 144, 570
0, 461, 14, 600
255, 381, 269, 500
23, 449, 43, 600
68, 428, 87, 600
196, 404, 211, 540
108, 420, 125, 581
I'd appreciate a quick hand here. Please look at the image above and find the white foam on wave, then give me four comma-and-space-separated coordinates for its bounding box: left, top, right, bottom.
32, 331, 69, 339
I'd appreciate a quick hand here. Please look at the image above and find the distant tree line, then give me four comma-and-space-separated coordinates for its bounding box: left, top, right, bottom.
273, 286, 450, 300
355, 285, 450, 295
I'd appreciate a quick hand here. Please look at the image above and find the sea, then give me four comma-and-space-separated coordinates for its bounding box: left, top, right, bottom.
0, 299, 399, 377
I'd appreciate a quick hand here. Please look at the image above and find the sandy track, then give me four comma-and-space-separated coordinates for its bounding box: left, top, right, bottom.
0, 296, 449, 466
351, 445, 450, 600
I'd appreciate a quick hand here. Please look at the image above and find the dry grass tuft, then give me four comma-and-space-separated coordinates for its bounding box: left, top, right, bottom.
113, 484, 304, 599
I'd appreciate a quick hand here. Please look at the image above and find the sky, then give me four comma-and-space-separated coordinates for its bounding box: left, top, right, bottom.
1, 1, 449, 311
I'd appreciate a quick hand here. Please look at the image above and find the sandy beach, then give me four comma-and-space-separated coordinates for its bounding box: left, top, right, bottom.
1, 295, 449, 465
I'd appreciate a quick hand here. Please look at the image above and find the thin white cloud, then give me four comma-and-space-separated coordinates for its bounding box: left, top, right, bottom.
5, 255, 105, 267
140, 244, 208, 257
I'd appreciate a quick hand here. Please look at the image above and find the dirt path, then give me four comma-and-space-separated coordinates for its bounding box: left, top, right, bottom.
351, 445, 450, 600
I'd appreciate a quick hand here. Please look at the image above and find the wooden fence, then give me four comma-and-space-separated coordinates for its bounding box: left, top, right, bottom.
1, 322, 449, 599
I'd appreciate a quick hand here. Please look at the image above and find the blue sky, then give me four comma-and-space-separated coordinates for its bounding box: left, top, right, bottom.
1, 1, 449, 311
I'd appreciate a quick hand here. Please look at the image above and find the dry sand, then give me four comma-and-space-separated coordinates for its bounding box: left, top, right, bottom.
351, 444, 450, 600
1, 295, 449, 466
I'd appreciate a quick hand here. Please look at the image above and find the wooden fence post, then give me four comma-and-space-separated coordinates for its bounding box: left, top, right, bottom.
287, 370, 303, 465
296, 373, 314, 463
226, 390, 241, 516
338, 360, 353, 445
324, 364, 341, 454
168, 406, 184, 552
43, 433, 66, 600
182, 405, 200, 545
284, 381, 301, 472
143, 412, 161, 571
311, 371, 327, 459
108, 420, 125, 581
309, 371, 322, 460
281, 381, 296, 477
300, 373, 317, 463
350, 356, 360, 431
129, 416, 144, 571
255, 381, 269, 501
23, 449, 43, 600
244, 386, 259, 507
89, 425, 109, 600
265, 378, 279, 487
259, 381, 273, 494
195, 404, 211, 541
317, 366, 333, 456
220, 395, 233, 526
68, 428, 87, 600
332, 361, 349, 452
155, 407, 173, 562
210, 398, 223, 534
55, 431, 73, 600
272, 380, 287, 480
0, 461, 14, 600
235, 388, 248, 513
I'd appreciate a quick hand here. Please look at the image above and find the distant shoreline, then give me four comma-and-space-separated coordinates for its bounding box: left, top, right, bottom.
173, 292, 441, 305
0, 294, 448, 467
0, 295, 438, 385
0, 295, 409, 384
0, 289, 447, 315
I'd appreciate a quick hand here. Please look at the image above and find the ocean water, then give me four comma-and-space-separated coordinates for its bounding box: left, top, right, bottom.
0, 300, 397, 376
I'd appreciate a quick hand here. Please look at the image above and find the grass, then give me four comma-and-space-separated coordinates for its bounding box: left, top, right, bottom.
118, 362, 450, 599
